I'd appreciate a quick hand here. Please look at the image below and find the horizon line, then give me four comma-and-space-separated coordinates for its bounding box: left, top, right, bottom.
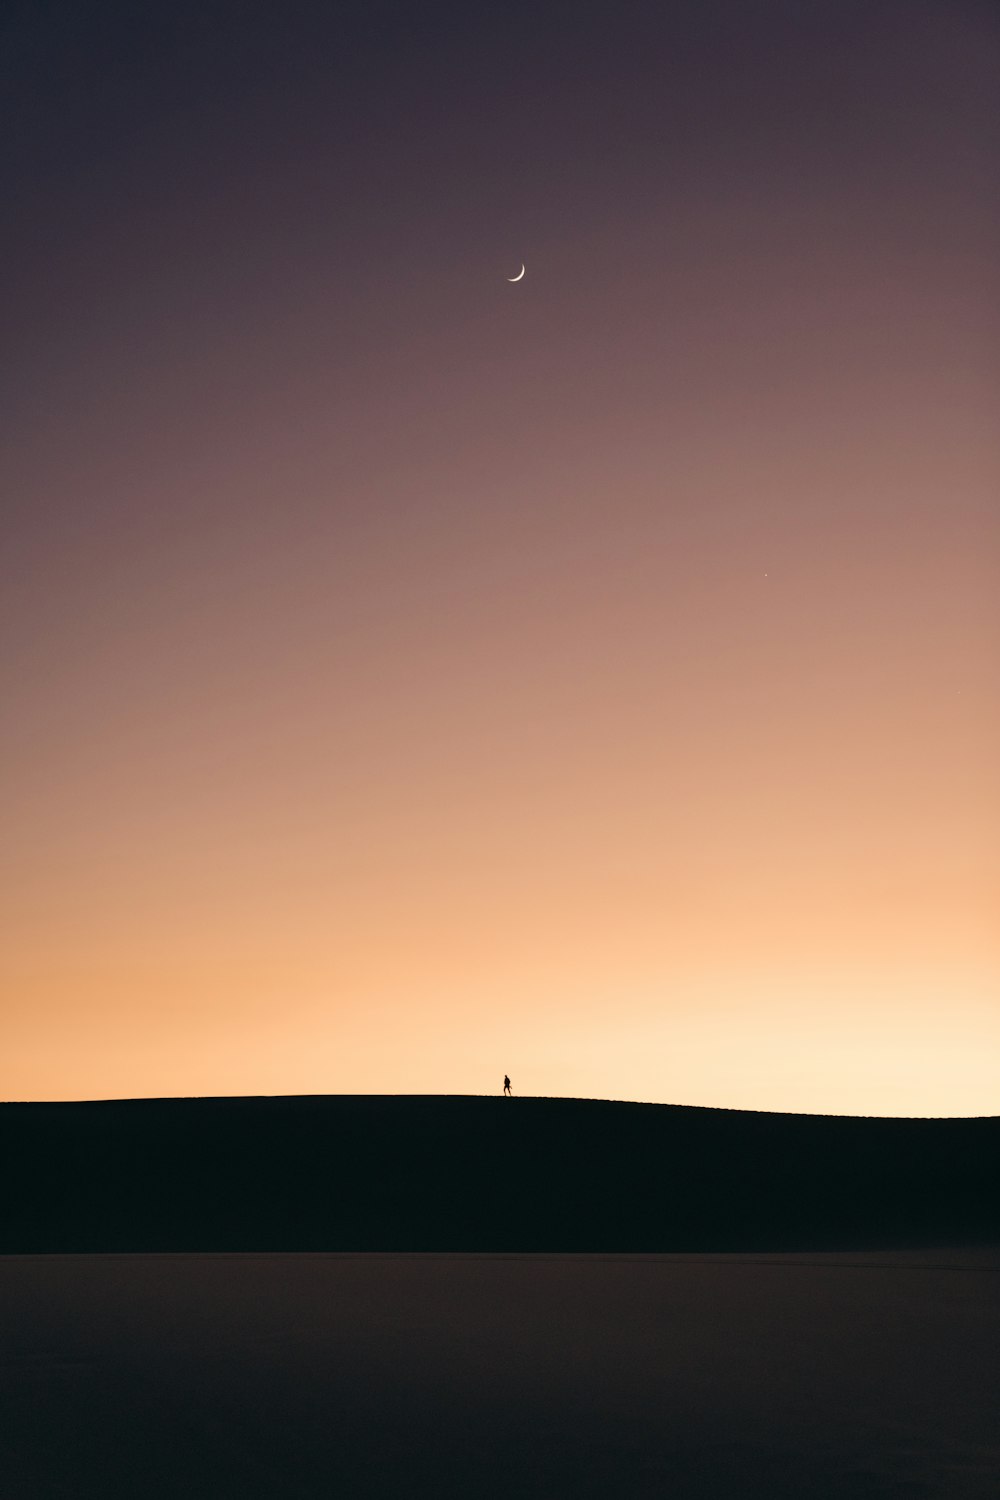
2, 1091, 996, 1123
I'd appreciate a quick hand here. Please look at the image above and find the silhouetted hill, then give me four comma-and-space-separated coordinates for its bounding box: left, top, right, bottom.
2, 1095, 997, 1252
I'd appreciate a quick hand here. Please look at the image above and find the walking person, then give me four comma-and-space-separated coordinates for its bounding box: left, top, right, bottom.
503, 1074, 511, 1096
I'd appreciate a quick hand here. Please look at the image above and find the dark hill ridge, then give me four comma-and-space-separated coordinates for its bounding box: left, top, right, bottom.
2, 1094, 997, 1252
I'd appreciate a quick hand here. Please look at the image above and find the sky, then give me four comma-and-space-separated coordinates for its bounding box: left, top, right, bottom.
2, 0, 998, 1113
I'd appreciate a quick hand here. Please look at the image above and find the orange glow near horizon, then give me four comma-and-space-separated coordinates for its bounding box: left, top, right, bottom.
2, 5, 998, 1115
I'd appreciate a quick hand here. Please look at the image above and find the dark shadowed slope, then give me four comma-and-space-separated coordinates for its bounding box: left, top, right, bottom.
4, 1253, 999, 1499
2, 1095, 997, 1252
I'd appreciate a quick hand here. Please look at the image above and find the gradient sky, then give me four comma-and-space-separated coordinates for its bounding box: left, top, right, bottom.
3, 0, 998, 1112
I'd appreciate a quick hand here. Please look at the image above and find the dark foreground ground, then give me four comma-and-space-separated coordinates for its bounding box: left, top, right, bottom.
3, 1095, 998, 1251
2, 1251, 998, 1499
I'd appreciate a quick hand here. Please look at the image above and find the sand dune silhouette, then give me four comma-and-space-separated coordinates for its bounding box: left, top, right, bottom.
4, 1094, 997, 1252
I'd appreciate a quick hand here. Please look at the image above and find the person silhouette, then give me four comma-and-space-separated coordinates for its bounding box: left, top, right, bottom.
503, 1075, 511, 1096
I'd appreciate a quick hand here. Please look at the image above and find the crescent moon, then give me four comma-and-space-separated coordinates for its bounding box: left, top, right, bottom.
507, 264, 525, 282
